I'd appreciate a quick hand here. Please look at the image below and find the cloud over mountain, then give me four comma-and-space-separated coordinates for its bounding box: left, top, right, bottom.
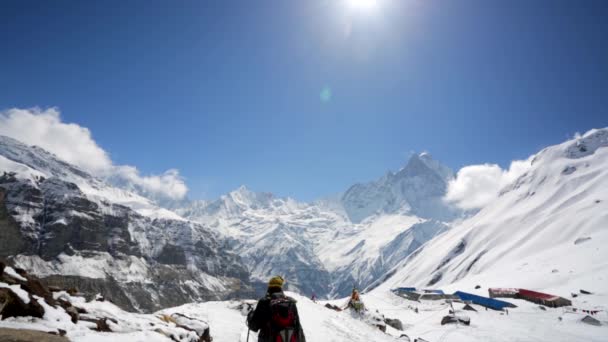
0, 107, 188, 200
444, 158, 531, 210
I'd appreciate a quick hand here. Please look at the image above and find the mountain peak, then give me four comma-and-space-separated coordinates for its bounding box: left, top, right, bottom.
399, 152, 453, 181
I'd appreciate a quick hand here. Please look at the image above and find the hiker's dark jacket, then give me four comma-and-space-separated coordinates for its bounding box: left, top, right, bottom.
247, 288, 306, 342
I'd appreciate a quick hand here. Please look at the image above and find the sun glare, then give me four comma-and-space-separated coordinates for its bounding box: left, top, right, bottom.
347, 0, 379, 11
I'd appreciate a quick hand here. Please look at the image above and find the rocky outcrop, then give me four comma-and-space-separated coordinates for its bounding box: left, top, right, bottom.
0, 265, 215, 341
0, 189, 26, 258
0, 328, 69, 342
0, 135, 253, 313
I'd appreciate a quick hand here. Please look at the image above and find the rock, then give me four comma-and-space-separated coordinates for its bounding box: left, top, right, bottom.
47, 329, 67, 337
462, 304, 477, 312
385, 318, 404, 331
0, 328, 69, 342
93, 318, 112, 332
0, 288, 45, 320
21, 277, 56, 306
571, 293, 578, 298
66, 287, 79, 296
539, 306, 547, 311
324, 303, 342, 311
0, 261, 5, 276
574, 237, 592, 245
47, 286, 62, 293
580, 289, 593, 295
441, 315, 470, 326
14, 268, 27, 278
167, 312, 212, 341
65, 306, 79, 324
475, 285, 481, 289
398, 334, 411, 341
581, 315, 601, 326
75, 306, 88, 314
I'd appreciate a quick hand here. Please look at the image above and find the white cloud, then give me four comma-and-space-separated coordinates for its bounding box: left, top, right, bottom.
0, 107, 113, 172
445, 158, 532, 210
114, 166, 188, 200
0, 107, 188, 200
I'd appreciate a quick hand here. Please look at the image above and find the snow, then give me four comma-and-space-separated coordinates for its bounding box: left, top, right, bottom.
3, 266, 27, 282
0, 282, 30, 304
13, 253, 151, 283
0, 154, 46, 183
160, 292, 398, 342
360, 290, 608, 342
4, 288, 605, 342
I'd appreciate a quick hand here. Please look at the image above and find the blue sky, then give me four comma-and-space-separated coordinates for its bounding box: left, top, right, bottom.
1, 0, 607, 201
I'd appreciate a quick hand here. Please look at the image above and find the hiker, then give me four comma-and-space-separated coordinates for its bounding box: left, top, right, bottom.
311, 293, 317, 303
346, 288, 365, 312
247, 276, 306, 342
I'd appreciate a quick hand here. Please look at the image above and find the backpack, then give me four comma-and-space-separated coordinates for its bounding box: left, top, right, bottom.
269, 295, 298, 342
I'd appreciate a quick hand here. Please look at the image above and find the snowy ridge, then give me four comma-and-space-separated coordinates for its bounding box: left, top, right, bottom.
370, 128, 608, 303
0, 135, 251, 312
177, 153, 459, 298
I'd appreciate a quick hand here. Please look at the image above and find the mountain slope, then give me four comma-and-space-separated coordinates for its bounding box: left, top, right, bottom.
370, 128, 608, 298
0, 135, 252, 312
178, 153, 460, 298
341, 152, 458, 223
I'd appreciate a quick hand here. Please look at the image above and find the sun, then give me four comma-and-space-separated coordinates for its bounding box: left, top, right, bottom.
347, 0, 379, 11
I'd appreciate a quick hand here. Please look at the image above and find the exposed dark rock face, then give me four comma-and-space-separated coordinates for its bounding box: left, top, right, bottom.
0, 288, 45, 320
0, 189, 26, 258
0, 136, 254, 312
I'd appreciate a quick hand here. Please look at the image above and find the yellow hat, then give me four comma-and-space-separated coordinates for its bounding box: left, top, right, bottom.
268, 276, 284, 288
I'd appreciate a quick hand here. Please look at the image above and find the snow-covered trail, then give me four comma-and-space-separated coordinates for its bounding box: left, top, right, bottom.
161, 293, 399, 342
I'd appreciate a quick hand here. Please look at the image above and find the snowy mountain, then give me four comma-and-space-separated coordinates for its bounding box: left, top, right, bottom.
2, 130, 608, 342
369, 128, 608, 298
177, 153, 460, 298
0, 132, 459, 306
341, 152, 458, 223
0, 135, 252, 312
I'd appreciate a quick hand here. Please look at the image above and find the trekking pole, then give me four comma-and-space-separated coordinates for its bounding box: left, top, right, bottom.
246, 328, 250, 342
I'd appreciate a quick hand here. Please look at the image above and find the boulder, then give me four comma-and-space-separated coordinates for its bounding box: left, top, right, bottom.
385, 318, 404, 331
324, 303, 342, 311
441, 314, 470, 326
0, 328, 69, 342
65, 306, 80, 324
0, 288, 45, 320
96, 318, 112, 332
462, 304, 477, 312
167, 313, 212, 342
581, 315, 601, 326
21, 277, 56, 306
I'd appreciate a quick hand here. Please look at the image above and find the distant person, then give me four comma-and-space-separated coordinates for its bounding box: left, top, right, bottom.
247, 276, 306, 342
346, 288, 365, 312
311, 293, 317, 303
